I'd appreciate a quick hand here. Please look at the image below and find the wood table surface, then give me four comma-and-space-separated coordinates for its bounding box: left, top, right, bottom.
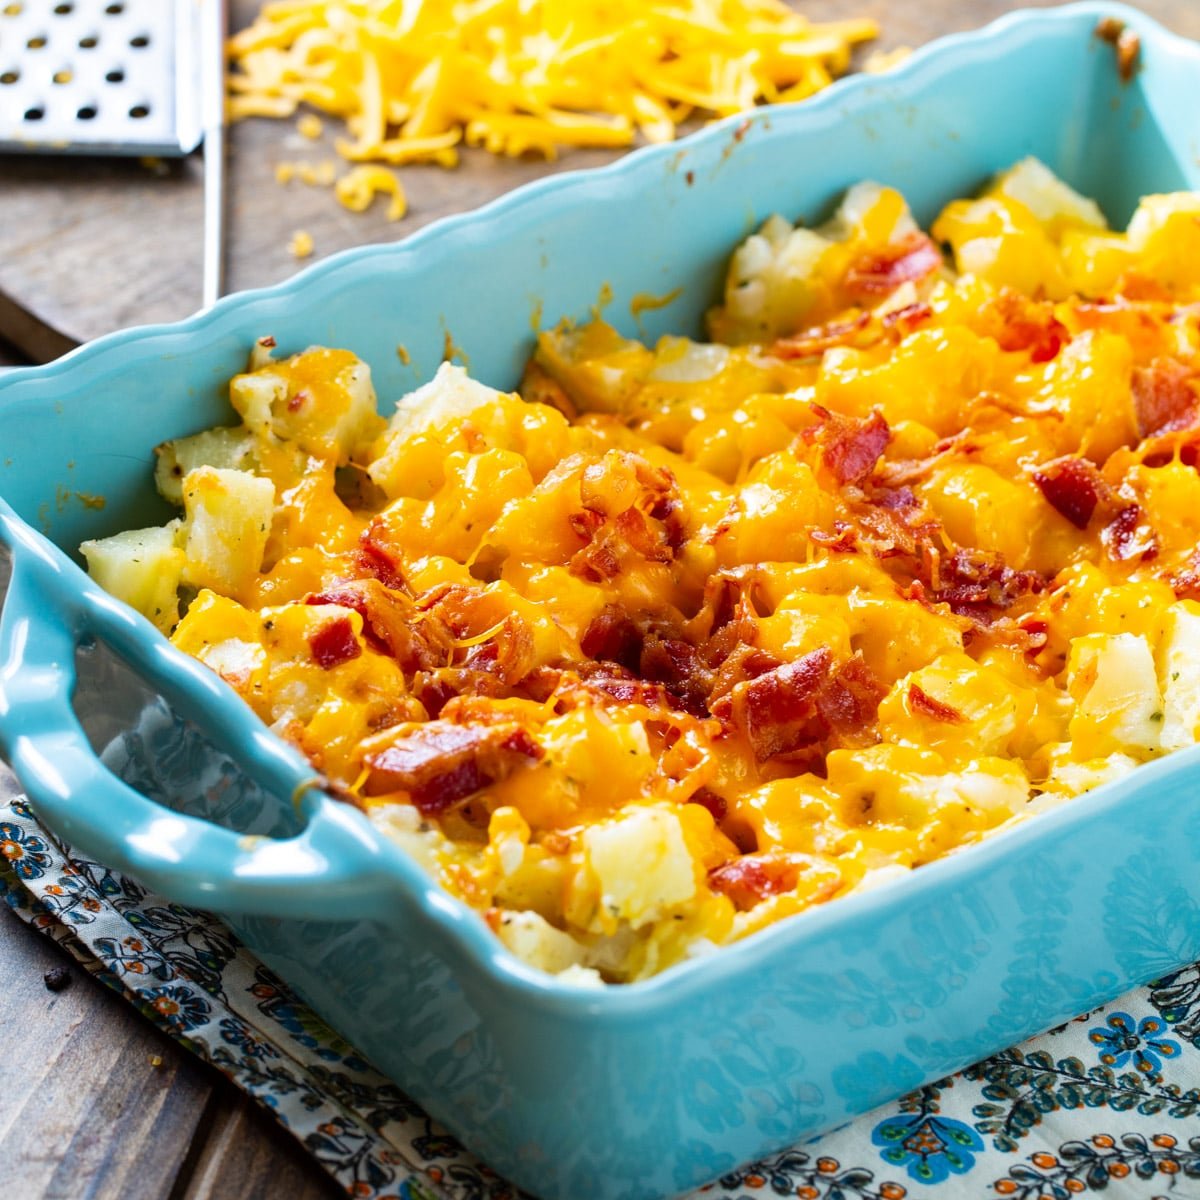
2, 1, 1198, 1197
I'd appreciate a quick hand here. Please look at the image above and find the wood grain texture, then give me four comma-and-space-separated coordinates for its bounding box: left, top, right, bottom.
2, 0, 1197, 361
0, 906, 209, 1200
170, 1091, 342, 1200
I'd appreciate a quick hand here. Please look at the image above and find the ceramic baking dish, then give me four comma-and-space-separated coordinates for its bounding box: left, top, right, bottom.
2, 5, 1199, 1196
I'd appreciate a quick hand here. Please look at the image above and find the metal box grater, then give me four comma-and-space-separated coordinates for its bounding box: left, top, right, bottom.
0, 0, 204, 156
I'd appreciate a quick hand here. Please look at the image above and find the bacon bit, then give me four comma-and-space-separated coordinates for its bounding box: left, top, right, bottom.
308, 579, 451, 672
715, 648, 830, 759
844, 232, 942, 300
583, 673, 674, 709
810, 521, 858, 553
1167, 551, 1200, 600
1102, 503, 1158, 562
803, 405, 891, 486
364, 722, 543, 814
580, 607, 644, 669
706, 853, 835, 911
881, 301, 933, 338
927, 549, 1045, 619
484, 907, 504, 933
357, 527, 409, 591
1095, 16, 1140, 82
688, 787, 728, 822
1133, 358, 1198, 439
986, 290, 1069, 363
571, 539, 622, 582
567, 509, 604, 541
769, 312, 872, 359
287, 389, 308, 413
908, 683, 965, 723
1033, 457, 1101, 529
818, 656, 886, 742
1017, 618, 1050, 655
541, 832, 572, 855
309, 616, 361, 669
414, 670, 506, 718
640, 633, 709, 715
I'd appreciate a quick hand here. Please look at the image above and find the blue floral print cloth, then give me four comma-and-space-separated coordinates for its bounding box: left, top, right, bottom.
4, 771, 1200, 1200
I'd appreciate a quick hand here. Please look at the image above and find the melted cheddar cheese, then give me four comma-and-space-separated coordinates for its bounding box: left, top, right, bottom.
84, 160, 1200, 983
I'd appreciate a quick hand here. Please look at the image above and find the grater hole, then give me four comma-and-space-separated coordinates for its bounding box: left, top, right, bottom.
2, 3, 22, 15
24, 106, 43, 120
78, 34, 97, 48
104, 2, 123, 13
53, 68, 72, 84
76, 104, 97, 120
105, 67, 123, 83
53, 2, 73, 13
26, 34, 46, 49
1, 69, 18, 84
128, 103, 149, 119
129, 34, 149, 48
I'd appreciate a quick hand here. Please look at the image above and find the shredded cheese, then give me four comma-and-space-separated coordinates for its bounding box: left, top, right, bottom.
288, 228, 315, 258
335, 165, 409, 220
228, 0, 878, 214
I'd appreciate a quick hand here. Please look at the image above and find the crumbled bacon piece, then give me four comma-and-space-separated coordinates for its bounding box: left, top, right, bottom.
309, 616, 361, 670
809, 521, 858, 553
364, 722, 543, 814
1095, 16, 1140, 82
928, 549, 1045, 620
1101, 503, 1158, 562
580, 607, 644, 670
357, 527, 409, 592
308, 579, 451, 673
987, 291, 1069, 363
1133, 358, 1198, 439
581, 672, 674, 709
818, 657, 887, 741
769, 312, 872, 359
640, 633, 709, 716
844, 233, 942, 299
908, 683, 965, 723
708, 646, 825, 751
688, 787, 728, 822
1033, 457, 1101, 530
881, 301, 933, 338
708, 856, 799, 909
708, 853, 839, 911
568, 454, 685, 582
1167, 550, 1200, 600
803, 405, 891, 486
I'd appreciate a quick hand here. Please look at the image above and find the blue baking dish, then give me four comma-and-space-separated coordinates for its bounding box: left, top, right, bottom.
3, 4, 1200, 1196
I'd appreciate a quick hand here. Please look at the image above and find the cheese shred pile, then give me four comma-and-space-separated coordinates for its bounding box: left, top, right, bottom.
228, 0, 878, 189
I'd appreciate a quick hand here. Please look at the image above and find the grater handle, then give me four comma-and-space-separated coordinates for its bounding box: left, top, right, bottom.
202, 0, 228, 309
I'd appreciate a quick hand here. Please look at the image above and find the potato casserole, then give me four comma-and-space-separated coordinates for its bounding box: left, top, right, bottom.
83, 161, 1200, 983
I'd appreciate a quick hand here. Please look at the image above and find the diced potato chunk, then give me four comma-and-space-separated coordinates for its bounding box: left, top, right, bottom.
993, 157, 1107, 234
581, 807, 698, 931
494, 910, 588, 974
229, 347, 383, 464
155, 426, 255, 505
80, 523, 185, 633
181, 467, 275, 598
1067, 632, 1163, 756
1158, 602, 1200, 752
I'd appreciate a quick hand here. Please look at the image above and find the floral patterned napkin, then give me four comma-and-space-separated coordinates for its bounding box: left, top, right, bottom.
4, 765, 1200, 1200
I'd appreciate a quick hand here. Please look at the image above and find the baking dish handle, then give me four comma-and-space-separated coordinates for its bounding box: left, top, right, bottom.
0, 516, 394, 923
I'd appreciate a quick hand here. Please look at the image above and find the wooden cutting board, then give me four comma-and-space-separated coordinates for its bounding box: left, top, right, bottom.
1, 0, 1197, 363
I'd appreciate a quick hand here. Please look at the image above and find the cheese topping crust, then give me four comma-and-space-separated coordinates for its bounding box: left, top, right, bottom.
84, 160, 1200, 983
